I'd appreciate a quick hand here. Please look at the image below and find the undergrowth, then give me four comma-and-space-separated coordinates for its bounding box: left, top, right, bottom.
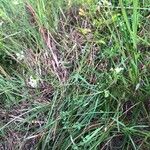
0, 0, 150, 149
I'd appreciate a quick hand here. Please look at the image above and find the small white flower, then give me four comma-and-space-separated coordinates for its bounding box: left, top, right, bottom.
114, 67, 124, 74
110, 68, 114, 71
0, 21, 4, 27
98, 0, 112, 6
12, 0, 20, 5
28, 76, 38, 88
110, 67, 124, 74
16, 51, 24, 61
104, 127, 107, 132
135, 83, 140, 91
104, 90, 109, 98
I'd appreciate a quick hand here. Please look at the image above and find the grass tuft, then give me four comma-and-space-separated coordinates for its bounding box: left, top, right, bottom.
0, 0, 150, 149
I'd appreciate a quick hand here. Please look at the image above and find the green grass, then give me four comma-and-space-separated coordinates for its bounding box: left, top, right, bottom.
0, 0, 150, 149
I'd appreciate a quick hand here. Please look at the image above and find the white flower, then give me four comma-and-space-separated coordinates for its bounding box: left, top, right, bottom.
104, 127, 107, 132
135, 83, 140, 91
28, 76, 38, 88
98, 0, 112, 6
104, 90, 109, 98
12, 0, 20, 5
110, 68, 114, 71
114, 67, 124, 73
16, 51, 24, 61
110, 67, 124, 74
0, 21, 4, 27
